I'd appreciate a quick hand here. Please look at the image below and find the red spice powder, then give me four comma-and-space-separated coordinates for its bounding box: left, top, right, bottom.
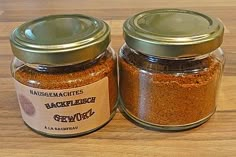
14, 51, 118, 112
119, 50, 221, 125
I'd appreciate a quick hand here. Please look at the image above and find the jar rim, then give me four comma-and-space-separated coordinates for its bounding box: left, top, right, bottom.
10, 14, 110, 65
123, 8, 224, 59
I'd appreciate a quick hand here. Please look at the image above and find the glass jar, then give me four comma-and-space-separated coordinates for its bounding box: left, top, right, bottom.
10, 15, 118, 137
119, 9, 225, 131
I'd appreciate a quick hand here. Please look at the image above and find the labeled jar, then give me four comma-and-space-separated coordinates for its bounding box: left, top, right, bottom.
119, 9, 225, 130
10, 15, 118, 137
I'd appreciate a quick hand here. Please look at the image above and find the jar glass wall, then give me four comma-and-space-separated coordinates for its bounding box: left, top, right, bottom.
11, 48, 118, 113
119, 44, 224, 130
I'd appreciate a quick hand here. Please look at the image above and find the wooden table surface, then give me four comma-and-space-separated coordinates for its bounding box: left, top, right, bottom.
0, 0, 236, 156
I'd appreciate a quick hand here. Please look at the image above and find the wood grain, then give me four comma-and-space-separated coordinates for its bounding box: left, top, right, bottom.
0, 0, 236, 156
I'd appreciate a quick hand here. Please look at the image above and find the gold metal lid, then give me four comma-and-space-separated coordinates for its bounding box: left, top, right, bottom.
10, 14, 110, 65
123, 9, 224, 58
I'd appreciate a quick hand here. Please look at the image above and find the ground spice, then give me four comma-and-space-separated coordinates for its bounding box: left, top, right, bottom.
14, 50, 118, 113
119, 46, 222, 126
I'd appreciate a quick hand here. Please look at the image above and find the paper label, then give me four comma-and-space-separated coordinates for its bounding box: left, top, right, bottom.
14, 77, 110, 135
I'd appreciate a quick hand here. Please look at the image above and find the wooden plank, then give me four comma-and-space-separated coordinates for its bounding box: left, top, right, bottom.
0, 112, 235, 156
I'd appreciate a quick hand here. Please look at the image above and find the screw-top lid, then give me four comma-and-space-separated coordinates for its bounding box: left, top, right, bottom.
10, 14, 110, 65
123, 9, 224, 58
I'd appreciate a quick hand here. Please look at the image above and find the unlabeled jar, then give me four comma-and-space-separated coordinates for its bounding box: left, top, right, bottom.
119, 9, 225, 130
10, 15, 118, 137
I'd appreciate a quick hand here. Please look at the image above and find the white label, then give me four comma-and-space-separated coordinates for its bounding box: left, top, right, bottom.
14, 77, 110, 135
